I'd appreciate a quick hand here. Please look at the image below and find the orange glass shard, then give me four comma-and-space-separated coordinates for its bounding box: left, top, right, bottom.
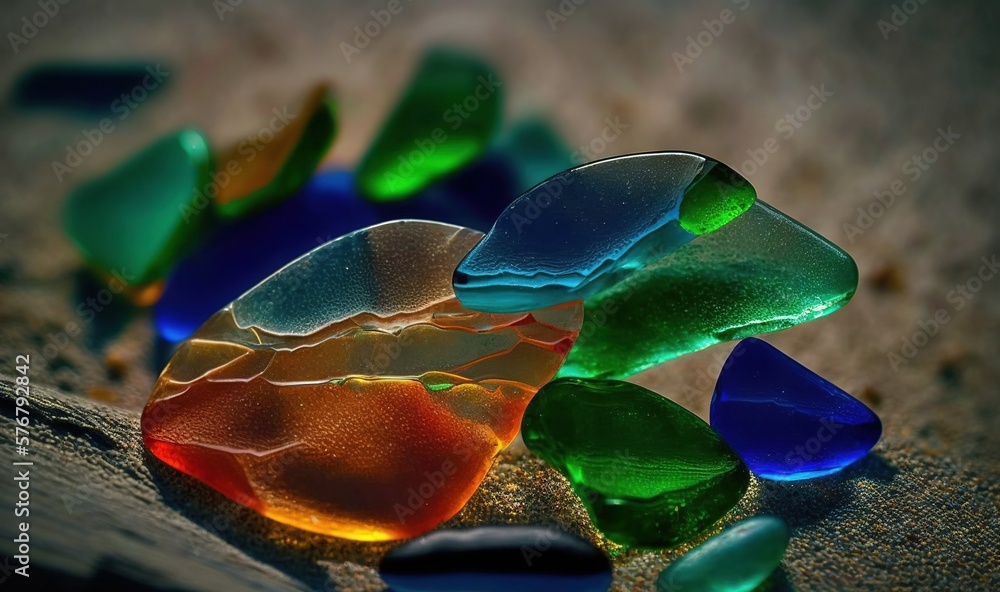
141, 221, 582, 541
213, 84, 338, 218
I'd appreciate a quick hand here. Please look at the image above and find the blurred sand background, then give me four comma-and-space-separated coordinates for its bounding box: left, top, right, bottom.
0, 0, 998, 590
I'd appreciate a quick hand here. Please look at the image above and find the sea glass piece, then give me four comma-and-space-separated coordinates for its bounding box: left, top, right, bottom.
379, 525, 612, 592
155, 169, 377, 342
453, 152, 755, 313
63, 128, 212, 287
142, 220, 582, 541
356, 47, 503, 202
13, 62, 168, 114
656, 516, 790, 592
559, 200, 859, 379
521, 378, 749, 548
710, 338, 882, 480
495, 116, 575, 192
213, 84, 338, 218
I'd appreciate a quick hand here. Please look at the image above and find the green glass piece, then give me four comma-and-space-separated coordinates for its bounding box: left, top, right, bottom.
495, 115, 575, 191
356, 47, 503, 202
521, 378, 749, 549
62, 129, 212, 286
657, 516, 790, 592
678, 162, 756, 235
559, 200, 859, 379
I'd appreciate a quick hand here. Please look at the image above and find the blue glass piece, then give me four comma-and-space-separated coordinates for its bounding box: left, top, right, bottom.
14, 62, 168, 115
452, 152, 756, 313
376, 151, 518, 232
154, 169, 377, 342
379, 526, 612, 592
710, 338, 882, 481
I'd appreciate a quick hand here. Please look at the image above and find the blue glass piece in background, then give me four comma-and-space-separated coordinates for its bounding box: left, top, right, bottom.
379, 525, 613, 592
154, 169, 377, 342
13, 62, 169, 115
710, 338, 882, 481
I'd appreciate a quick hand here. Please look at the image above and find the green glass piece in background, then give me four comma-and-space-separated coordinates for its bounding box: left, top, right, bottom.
355, 47, 503, 202
62, 129, 212, 286
656, 516, 790, 592
521, 378, 749, 549
495, 115, 576, 191
559, 200, 859, 379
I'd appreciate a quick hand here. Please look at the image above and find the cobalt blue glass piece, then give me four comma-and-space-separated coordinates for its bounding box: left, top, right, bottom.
452, 152, 756, 313
710, 338, 882, 481
376, 151, 518, 232
13, 62, 168, 115
154, 169, 377, 342
379, 526, 613, 592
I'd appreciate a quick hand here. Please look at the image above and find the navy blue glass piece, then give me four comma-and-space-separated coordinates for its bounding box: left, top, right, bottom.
376, 151, 517, 232
154, 169, 377, 342
710, 338, 882, 481
13, 63, 168, 115
379, 526, 612, 592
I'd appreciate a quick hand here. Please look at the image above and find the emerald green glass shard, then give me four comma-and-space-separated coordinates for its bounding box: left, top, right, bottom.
558, 200, 859, 379
62, 128, 212, 286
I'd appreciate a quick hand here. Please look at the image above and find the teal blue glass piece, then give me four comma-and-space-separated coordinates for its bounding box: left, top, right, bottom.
495, 116, 576, 192
657, 516, 790, 592
452, 152, 755, 313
